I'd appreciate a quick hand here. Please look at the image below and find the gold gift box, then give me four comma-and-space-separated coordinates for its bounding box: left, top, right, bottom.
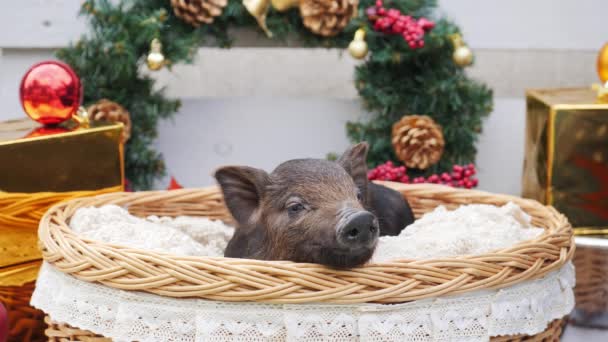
0, 119, 124, 192
0, 118, 124, 275
0, 118, 124, 341
523, 88, 608, 229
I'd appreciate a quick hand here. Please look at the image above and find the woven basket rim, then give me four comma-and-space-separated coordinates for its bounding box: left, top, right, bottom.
38, 182, 574, 304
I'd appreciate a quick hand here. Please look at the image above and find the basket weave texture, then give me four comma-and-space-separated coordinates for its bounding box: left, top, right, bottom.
0, 282, 46, 342
38, 182, 574, 305
573, 244, 608, 314
45, 316, 109, 342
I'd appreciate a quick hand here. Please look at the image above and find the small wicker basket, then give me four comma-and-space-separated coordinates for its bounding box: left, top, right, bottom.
38, 182, 574, 341
571, 235, 608, 329
0, 282, 46, 342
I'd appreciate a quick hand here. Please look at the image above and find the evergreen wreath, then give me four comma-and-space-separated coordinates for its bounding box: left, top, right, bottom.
57, 0, 492, 190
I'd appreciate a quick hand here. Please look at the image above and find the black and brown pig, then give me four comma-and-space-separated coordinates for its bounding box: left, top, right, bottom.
214, 142, 414, 268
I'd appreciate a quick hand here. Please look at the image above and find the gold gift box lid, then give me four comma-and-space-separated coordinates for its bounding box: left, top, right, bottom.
0, 118, 118, 143
526, 88, 608, 109
0, 118, 124, 193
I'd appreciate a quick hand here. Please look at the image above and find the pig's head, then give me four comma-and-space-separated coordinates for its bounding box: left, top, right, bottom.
214, 143, 379, 268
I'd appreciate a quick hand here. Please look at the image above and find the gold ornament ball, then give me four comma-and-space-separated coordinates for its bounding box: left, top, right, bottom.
598, 42, 608, 83
348, 40, 368, 59
453, 45, 473, 67
348, 28, 368, 60
147, 51, 165, 71
147, 38, 165, 71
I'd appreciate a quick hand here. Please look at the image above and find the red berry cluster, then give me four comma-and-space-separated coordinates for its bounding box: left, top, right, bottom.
366, 0, 435, 49
367, 161, 410, 183
368, 162, 479, 189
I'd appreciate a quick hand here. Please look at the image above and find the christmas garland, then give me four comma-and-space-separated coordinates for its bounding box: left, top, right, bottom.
57, 0, 492, 190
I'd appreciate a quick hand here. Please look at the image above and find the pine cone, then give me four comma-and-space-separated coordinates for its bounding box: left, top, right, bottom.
171, 0, 227, 27
392, 115, 445, 170
87, 99, 132, 143
300, 0, 358, 37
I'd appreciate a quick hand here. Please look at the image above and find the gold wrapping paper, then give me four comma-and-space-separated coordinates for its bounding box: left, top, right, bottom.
0, 262, 41, 287
0, 119, 124, 270
523, 88, 608, 229
0, 119, 124, 192
0, 186, 122, 273
0, 118, 124, 341
0, 228, 39, 269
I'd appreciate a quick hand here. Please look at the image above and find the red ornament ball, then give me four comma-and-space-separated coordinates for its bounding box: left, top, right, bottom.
19, 60, 82, 125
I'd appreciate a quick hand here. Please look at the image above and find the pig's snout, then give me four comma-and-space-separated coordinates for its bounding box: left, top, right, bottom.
337, 211, 379, 248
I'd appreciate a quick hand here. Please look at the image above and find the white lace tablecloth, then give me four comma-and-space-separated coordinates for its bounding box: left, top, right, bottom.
31, 262, 575, 342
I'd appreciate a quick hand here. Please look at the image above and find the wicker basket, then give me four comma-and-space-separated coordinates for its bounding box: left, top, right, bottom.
0, 282, 46, 342
38, 182, 574, 340
570, 235, 608, 328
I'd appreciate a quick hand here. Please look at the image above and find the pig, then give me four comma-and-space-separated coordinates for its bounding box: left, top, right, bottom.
214, 142, 414, 268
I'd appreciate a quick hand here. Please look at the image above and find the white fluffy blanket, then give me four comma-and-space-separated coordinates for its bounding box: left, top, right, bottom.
70, 202, 543, 261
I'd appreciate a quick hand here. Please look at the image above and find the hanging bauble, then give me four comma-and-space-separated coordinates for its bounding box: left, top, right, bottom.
391, 115, 445, 170
453, 45, 473, 67
348, 28, 368, 59
87, 99, 132, 143
146, 38, 166, 71
450, 33, 473, 67
19, 61, 82, 125
597, 42, 608, 83
271, 0, 299, 11
244, 0, 273, 37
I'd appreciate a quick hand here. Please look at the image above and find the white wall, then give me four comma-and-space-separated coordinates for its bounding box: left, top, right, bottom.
156, 97, 364, 184
1, 0, 606, 195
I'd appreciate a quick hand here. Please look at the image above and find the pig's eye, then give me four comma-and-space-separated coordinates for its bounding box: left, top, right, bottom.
287, 203, 305, 215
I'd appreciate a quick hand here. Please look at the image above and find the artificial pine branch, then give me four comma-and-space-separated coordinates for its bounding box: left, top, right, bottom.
57, 0, 492, 189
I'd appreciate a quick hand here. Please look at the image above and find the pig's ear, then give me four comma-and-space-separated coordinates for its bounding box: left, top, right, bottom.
214, 166, 270, 225
338, 142, 369, 197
